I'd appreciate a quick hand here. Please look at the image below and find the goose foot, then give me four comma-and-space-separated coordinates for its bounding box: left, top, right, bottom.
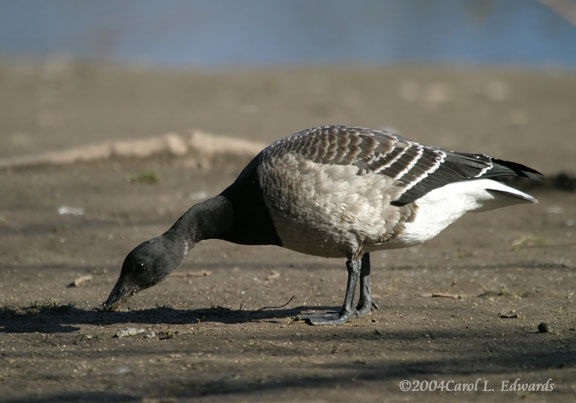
299, 311, 354, 326
298, 253, 378, 326
356, 299, 378, 317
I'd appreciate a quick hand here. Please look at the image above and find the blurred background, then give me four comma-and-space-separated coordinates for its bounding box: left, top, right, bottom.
2, 0, 576, 68
1, 0, 575, 171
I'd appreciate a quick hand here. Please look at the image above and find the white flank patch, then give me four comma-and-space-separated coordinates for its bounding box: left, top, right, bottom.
397, 179, 537, 246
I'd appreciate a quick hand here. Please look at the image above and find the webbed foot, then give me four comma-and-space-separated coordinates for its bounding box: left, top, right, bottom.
298, 310, 354, 326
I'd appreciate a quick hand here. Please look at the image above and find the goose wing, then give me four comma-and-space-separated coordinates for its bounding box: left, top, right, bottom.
269, 125, 541, 206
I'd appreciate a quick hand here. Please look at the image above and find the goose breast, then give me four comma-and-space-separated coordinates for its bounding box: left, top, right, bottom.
256, 126, 417, 258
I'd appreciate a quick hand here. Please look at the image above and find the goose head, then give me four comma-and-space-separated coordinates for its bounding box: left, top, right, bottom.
103, 235, 186, 311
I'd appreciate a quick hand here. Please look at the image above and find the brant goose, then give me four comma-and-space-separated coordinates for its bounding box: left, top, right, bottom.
104, 125, 541, 325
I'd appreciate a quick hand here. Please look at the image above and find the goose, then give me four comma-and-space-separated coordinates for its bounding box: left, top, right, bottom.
103, 125, 541, 325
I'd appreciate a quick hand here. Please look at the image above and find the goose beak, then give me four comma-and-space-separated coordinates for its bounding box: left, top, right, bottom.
103, 280, 136, 311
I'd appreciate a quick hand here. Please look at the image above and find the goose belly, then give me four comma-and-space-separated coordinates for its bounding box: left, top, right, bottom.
259, 153, 405, 258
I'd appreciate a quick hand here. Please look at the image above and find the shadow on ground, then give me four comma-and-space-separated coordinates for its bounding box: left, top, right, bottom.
5, 330, 575, 402
0, 304, 333, 333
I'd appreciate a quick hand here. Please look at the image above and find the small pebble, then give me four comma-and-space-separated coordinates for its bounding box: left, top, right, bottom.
58, 206, 84, 216
537, 322, 551, 333
158, 331, 175, 340
114, 328, 146, 338
498, 310, 518, 319
68, 274, 93, 288
116, 367, 130, 375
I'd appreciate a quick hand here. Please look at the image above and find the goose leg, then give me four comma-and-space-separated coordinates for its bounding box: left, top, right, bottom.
356, 253, 379, 316
300, 258, 361, 325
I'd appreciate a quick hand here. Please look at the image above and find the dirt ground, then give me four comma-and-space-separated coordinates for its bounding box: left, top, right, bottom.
0, 63, 575, 402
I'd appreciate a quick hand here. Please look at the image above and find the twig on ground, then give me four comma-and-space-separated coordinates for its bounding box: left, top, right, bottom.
254, 295, 296, 312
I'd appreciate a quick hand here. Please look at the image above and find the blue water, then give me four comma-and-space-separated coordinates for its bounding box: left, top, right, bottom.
1, 0, 576, 69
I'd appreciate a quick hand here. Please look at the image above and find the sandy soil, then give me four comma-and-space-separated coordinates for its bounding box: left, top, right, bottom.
0, 64, 575, 402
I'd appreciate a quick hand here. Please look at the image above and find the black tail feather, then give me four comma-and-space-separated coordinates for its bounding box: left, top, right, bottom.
485, 159, 543, 181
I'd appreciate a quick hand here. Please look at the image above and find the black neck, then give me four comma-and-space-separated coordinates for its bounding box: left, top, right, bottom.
164, 195, 234, 244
